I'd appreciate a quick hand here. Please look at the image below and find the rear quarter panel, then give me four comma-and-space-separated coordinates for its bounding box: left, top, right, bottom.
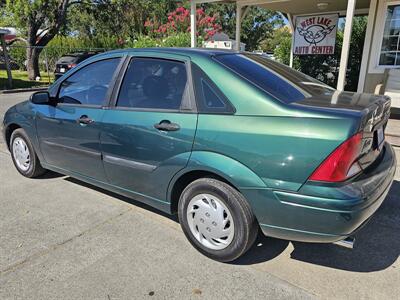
193, 114, 357, 191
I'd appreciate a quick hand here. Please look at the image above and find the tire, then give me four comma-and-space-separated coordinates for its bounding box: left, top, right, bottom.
10, 128, 46, 178
178, 178, 258, 262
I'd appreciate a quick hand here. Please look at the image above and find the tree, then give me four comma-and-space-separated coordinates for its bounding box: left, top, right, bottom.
5, 0, 83, 80
260, 26, 292, 64
344, 16, 368, 91
146, 6, 221, 41
67, 0, 180, 42
203, 3, 283, 51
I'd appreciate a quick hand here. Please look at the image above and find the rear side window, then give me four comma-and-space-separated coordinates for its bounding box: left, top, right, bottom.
117, 58, 188, 110
191, 63, 234, 114
214, 54, 305, 103
58, 58, 120, 106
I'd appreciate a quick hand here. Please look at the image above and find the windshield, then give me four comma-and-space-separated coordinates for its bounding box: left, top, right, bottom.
214, 53, 335, 104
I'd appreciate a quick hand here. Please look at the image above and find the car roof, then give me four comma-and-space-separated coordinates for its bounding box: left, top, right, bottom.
97, 47, 239, 59
62, 51, 102, 56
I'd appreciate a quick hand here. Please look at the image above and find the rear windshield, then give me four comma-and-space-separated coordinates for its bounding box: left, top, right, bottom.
214, 53, 335, 104
57, 55, 80, 63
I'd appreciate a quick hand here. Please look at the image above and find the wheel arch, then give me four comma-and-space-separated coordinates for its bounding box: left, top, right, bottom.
168, 151, 267, 214
4, 123, 22, 150
169, 170, 236, 214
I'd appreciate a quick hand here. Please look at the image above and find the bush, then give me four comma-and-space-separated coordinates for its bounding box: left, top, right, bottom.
162, 33, 191, 47
126, 35, 159, 48
7, 33, 195, 75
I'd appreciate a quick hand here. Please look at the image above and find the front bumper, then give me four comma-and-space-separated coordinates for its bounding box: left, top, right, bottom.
242, 142, 396, 243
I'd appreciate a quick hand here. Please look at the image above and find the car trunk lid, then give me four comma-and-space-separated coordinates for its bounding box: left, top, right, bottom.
294, 91, 392, 176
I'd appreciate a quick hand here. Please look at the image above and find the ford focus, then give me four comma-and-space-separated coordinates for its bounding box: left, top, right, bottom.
2, 48, 396, 262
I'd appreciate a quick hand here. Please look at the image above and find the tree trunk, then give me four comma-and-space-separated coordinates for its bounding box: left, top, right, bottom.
24, 0, 71, 80
26, 46, 41, 80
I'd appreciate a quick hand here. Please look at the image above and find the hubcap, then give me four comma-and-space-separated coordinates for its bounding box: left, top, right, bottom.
186, 194, 234, 250
12, 137, 31, 172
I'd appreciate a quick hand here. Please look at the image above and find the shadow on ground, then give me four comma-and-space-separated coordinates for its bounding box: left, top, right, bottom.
63, 176, 399, 273
37, 170, 64, 179
64, 177, 179, 222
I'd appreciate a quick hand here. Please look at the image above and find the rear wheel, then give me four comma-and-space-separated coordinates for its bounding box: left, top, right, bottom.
178, 178, 258, 262
10, 128, 46, 178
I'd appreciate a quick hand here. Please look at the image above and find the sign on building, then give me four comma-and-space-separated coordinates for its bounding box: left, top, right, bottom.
293, 14, 338, 55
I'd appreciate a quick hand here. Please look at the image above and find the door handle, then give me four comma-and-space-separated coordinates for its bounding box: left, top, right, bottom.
154, 120, 180, 132
77, 115, 94, 125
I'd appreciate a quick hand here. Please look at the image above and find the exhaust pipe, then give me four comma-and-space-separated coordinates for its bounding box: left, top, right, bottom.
333, 236, 355, 249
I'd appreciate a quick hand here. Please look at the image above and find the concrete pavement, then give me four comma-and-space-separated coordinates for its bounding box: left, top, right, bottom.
0, 92, 399, 299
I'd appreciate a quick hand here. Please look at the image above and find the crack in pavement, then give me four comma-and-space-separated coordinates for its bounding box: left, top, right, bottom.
0, 207, 132, 277
0, 149, 9, 156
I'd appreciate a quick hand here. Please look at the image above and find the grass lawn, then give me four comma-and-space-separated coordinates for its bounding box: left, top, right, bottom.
0, 70, 54, 90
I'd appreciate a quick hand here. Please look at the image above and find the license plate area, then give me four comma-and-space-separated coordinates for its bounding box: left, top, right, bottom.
59, 68, 66, 73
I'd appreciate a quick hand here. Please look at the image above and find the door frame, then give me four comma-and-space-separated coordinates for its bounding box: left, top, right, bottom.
48, 53, 128, 105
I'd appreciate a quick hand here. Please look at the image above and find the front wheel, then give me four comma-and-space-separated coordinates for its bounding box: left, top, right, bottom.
178, 178, 258, 262
10, 128, 46, 178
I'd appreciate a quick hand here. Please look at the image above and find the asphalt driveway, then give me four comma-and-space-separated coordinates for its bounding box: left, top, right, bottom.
0, 92, 399, 299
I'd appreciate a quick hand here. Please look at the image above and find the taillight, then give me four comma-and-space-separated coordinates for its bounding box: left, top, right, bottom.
67, 63, 77, 69
309, 132, 363, 182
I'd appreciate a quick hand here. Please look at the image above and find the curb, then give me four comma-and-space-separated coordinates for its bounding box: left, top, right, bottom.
0, 87, 49, 94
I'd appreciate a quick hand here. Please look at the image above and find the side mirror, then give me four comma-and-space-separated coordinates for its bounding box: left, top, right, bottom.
30, 91, 51, 105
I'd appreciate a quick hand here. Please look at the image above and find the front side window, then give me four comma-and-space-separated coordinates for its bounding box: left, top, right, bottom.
380, 4, 400, 66
117, 58, 188, 110
58, 58, 121, 106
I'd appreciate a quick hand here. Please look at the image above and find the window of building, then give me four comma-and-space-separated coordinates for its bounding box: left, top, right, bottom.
380, 4, 400, 66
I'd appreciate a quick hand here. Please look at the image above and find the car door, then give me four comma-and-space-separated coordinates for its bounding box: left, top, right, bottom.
100, 55, 198, 202
36, 56, 123, 181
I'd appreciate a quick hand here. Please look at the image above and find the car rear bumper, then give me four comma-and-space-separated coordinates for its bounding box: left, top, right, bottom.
242, 142, 396, 243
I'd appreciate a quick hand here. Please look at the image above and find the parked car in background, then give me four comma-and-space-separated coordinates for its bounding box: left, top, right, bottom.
253, 50, 275, 60
54, 51, 102, 80
2, 48, 396, 262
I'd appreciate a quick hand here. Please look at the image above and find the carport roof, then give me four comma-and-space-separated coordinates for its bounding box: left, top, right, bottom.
193, 0, 371, 15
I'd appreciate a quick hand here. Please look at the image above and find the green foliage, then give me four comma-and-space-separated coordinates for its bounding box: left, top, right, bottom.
0, 70, 53, 89
274, 36, 292, 66
68, 0, 180, 40
261, 26, 292, 65
345, 16, 368, 91
5, 0, 66, 35
203, 4, 283, 51
161, 33, 191, 48
8, 42, 26, 70
7, 33, 195, 74
126, 36, 159, 48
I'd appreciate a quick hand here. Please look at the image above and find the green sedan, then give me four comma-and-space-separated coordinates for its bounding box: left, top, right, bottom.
2, 48, 396, 262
